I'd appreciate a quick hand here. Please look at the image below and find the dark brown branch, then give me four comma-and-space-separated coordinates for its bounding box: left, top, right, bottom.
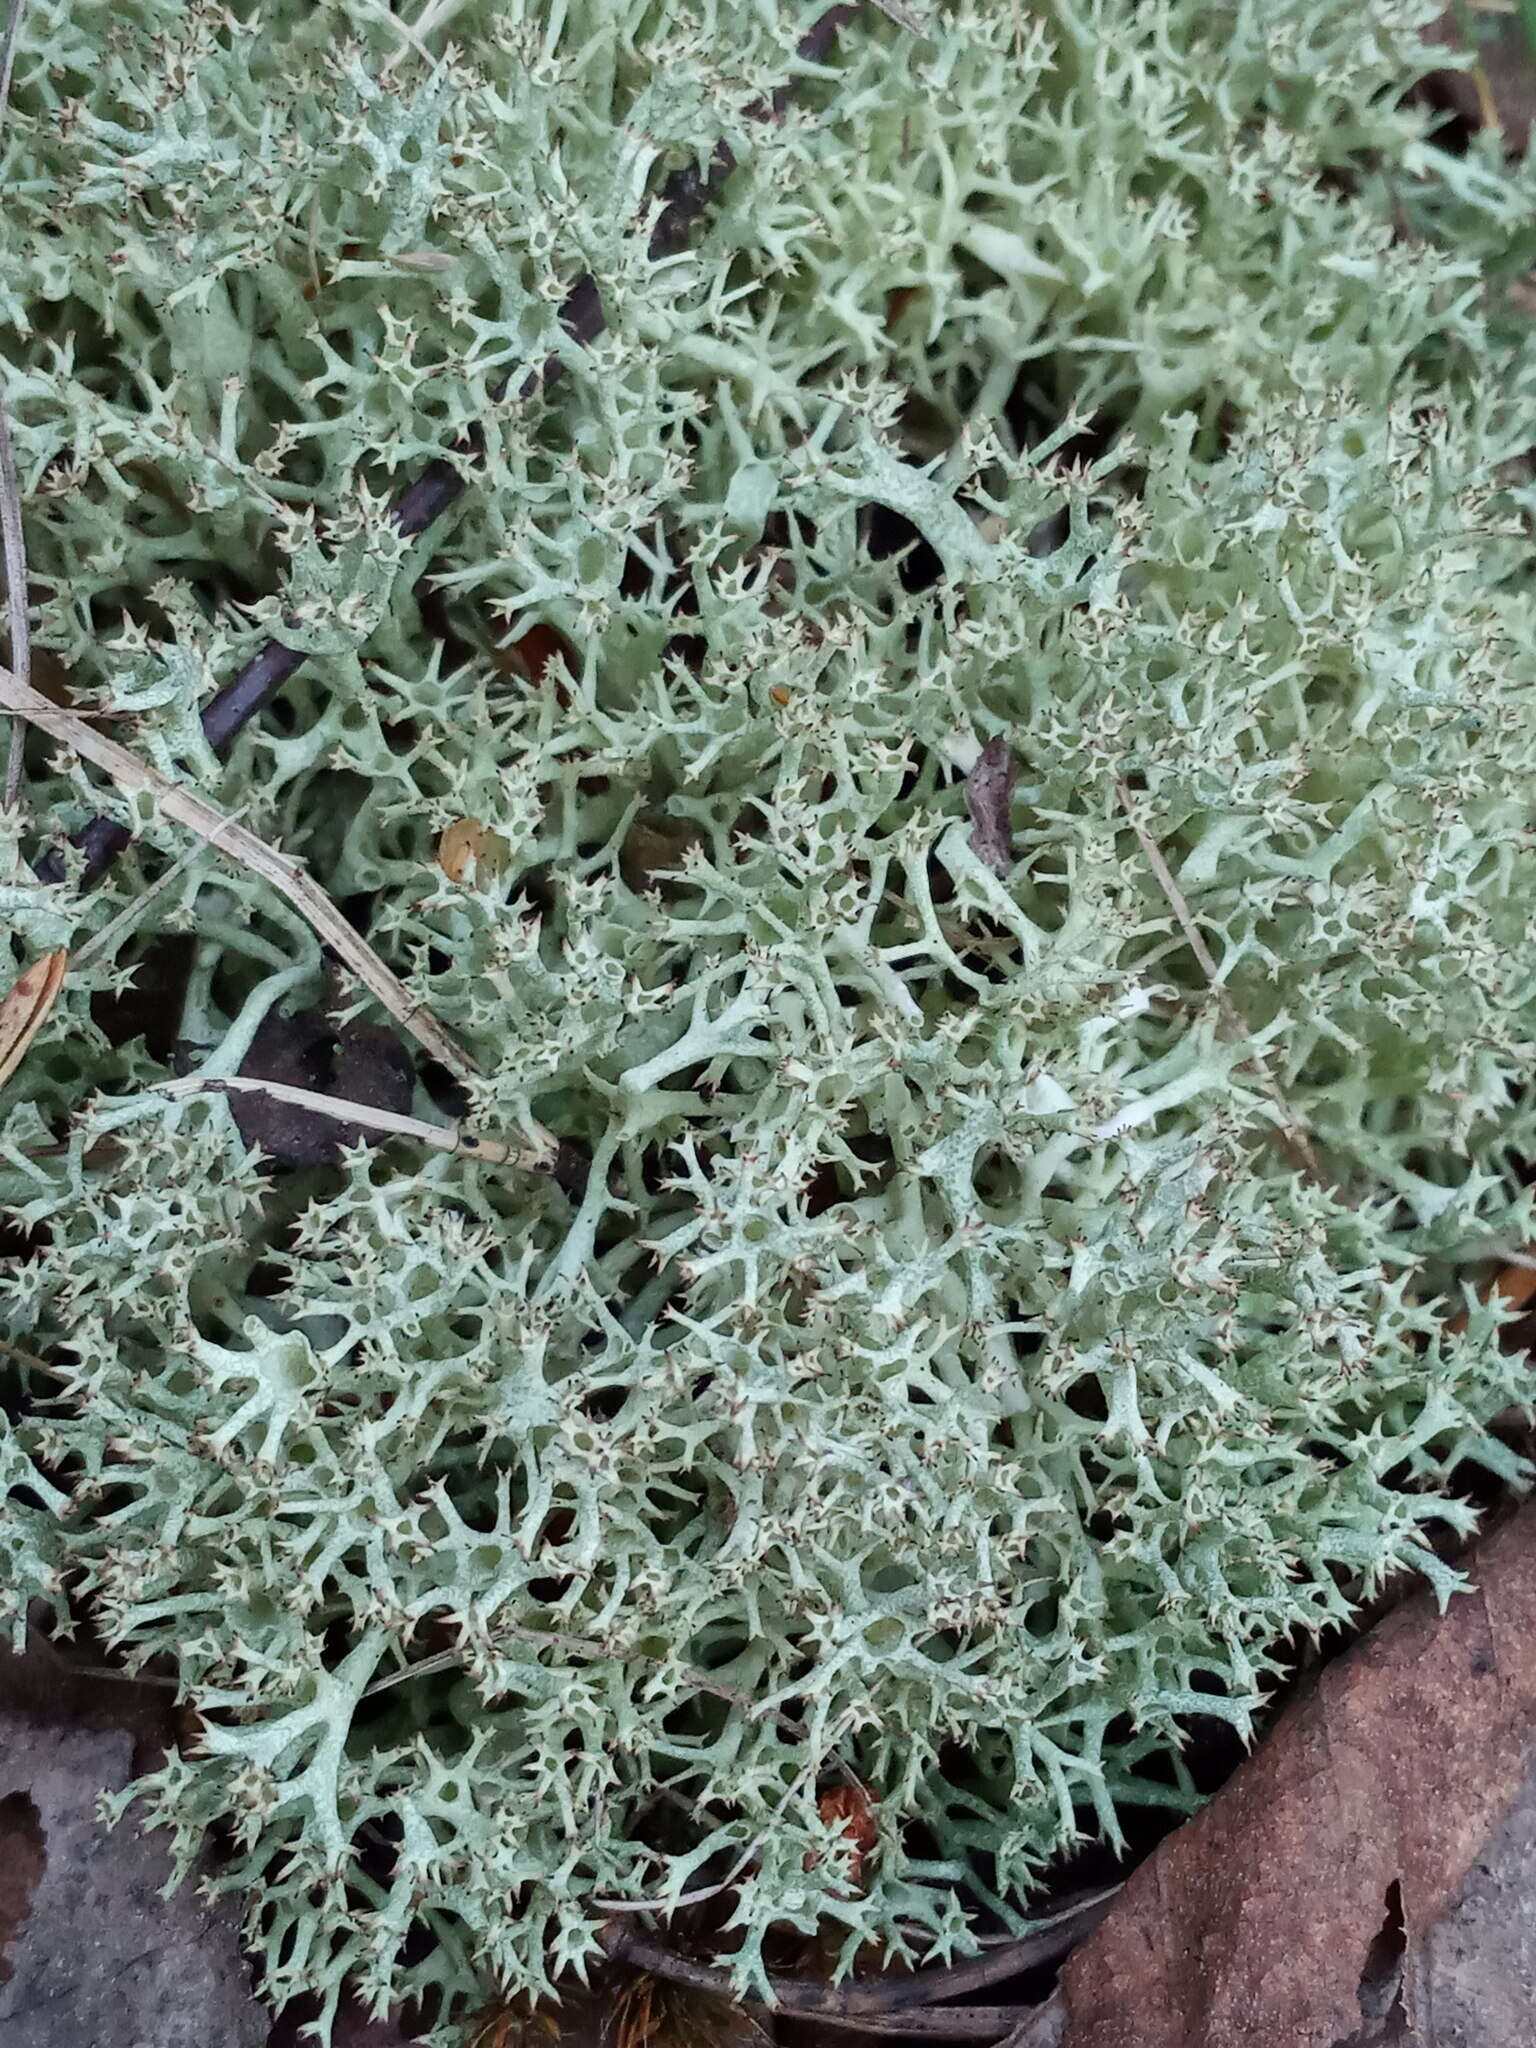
759, 2005, 1032, 2039
34, 5, 858, 888
995, 1994, 1065, 2048
597, 1886, 1115, 2023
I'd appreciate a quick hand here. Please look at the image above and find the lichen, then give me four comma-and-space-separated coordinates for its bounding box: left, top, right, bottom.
3, 0, 1536, 2037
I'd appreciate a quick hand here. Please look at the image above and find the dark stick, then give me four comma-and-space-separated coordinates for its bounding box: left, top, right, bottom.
597, 1886, 1114, 2021
745, 2004, 1033, 2039
34, 5, 858, 889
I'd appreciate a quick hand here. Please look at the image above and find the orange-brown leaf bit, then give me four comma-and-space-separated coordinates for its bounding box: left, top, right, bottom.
808, 1782, 878, 1891
496, 620, 577, 687
437, 817, 483, 882
437, 818, 509, 885
1056, 1504, 1536, 2048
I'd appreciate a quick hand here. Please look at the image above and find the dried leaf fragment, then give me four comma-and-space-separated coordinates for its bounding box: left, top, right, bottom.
437, 817, 509, 884
965, 735, 1017, 877
810, 1782, 879, 1890
0, 949, 67, 1090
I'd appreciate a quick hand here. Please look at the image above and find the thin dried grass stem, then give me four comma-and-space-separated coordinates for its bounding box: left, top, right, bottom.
0, 1331, 64, 1376
1114, 775, 1323, 1180
157, 1073, 536, 1169
73, 804, 255, 968
0, 661, 479, 1079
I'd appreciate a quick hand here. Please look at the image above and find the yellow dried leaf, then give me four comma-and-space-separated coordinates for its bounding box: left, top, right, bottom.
437, 819, 509, 885
0, 949, 68, 1091
438, 817, 483, 882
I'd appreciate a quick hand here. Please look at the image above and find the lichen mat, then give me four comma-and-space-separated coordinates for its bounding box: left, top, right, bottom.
2, 0, 1535, 2035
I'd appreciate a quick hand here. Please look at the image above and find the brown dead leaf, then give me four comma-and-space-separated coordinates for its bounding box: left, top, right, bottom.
1056, 1501, 1536, 2048
0, 949, 67, 1091
437, 817, 482, 882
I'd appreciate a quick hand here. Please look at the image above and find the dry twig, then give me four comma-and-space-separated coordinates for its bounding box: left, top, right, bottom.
71, 803, 255, 968
598, 1888, 1118, 2025
0, 1330, 63, 1376
997, 1995, 1065, 2048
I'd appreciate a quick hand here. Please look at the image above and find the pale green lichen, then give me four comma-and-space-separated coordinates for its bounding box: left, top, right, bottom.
3, 0, 1536, 2037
